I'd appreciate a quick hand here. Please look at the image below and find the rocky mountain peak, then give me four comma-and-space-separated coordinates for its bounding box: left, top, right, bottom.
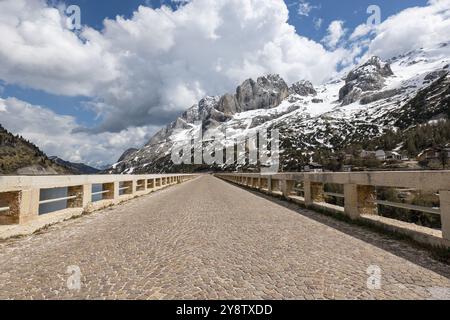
339, 56, 394, 105
179, 96, 221, 125
235, 74, 289, 112
256, 74, 288, 90
289, 80, 317, 96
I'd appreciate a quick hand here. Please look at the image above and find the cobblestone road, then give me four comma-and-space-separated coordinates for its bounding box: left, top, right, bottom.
0, 176, 449, 300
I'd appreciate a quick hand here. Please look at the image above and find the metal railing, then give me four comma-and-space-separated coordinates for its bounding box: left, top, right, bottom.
0, 206, 10, 213
324, 192, 345, 198
374, 200, 441, 216
39, 195, 77, 205
91, 190, 110, 196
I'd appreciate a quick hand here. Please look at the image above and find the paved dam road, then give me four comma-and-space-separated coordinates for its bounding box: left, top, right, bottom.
0, 176, 449, 300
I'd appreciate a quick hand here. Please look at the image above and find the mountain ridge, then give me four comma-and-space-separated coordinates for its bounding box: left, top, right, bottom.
48, 156, 100, 175
110, 42, 450, 174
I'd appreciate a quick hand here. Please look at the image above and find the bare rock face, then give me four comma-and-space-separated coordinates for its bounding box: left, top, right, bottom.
339, 56, 394, 105
423, 70, 448, 84
235, 74, 289, 112
118, 148, 138, 162
360, 89, 401, 105
176, 75, 290, 128
249, 105, 300, 128
216, 93, 240, 116
289, 80, 317, 96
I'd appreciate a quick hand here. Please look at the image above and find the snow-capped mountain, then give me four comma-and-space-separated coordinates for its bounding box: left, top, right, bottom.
109, 42, 450, 174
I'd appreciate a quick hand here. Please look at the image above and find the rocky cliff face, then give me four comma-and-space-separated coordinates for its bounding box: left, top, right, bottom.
289, 80, 317, 96
109, 42, 450, 174
339, 56, 394, 105
235, 74, 290, 111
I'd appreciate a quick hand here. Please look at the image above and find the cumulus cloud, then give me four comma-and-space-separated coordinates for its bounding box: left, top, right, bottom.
366, 0, 450, 59
349, 0, 450, 60
0, 97, 158, 167
0, 0, 118, 97
0, 0, 350, 133
322, 20, 347, 49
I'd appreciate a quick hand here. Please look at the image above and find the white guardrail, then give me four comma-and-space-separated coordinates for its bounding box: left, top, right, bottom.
216, 171, 450, 248
0, 174, 196, 225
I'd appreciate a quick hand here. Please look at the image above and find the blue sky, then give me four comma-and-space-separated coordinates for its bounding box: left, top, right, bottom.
2, 0, 428, 129
52, 0, 428, 42
285, 0, 427, 40
1, 0, 444, 166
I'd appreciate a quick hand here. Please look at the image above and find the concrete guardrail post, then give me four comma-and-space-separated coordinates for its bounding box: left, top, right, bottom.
281, 179, 295, 198
133, 180, 138, 193
440, 191, 450, 241
81, 184, 92, 208
113, 181, 120, 200
304, 180, 324, 208
344, 184, 378, 219
67, 185, 86, 208
147, 179, 154, 190
0, 189, 40, 225
21, 189, 40, 223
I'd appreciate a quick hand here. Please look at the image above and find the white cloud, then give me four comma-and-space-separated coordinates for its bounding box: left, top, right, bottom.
313, 17, 323, 30
0, 97, 158, 167
322, 20, 347, 49
0, 0, 118, 97
297, 1, 318, 17
0, 0, 350, 133
349, 23, 373, 41
347, 0, 450, 60
365, 0, 450, 59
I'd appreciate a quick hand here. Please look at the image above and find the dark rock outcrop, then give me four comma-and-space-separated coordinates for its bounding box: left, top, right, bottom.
360, 89, 401, 105
235, 74, 290, 112
289, 80, 317, 96
339, 56, 394, 105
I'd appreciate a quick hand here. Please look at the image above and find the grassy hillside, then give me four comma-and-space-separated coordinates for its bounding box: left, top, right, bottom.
0, 124, 73, 175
